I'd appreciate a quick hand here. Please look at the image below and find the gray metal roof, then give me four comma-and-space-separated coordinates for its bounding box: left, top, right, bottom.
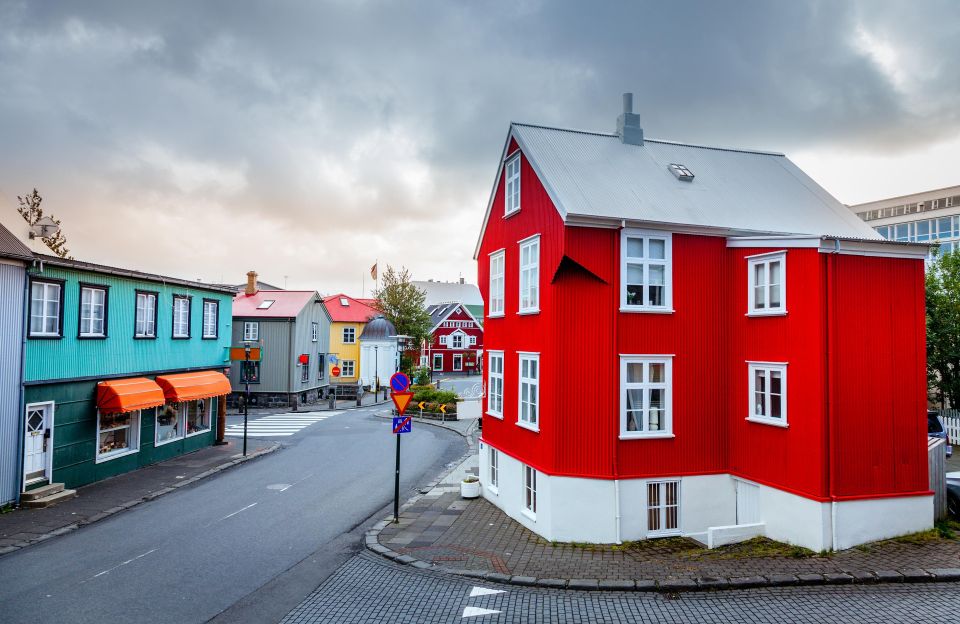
359, 315, 397, 341
0, 220, 32, 260
498, 123, 879, 240
413, 280, 483, 307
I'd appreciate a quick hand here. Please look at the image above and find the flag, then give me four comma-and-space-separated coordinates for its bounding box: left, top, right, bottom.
370, 262, 378, 280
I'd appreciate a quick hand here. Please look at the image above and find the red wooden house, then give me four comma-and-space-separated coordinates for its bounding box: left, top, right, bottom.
420, 303, 484, 375
475, 95, 931, 551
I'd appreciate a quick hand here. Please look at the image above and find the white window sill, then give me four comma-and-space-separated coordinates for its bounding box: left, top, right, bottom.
620, 307, 675, 314
485, 411, 504, 419
518, 309, 539, 316
487, 485, 499, 496
745, 416, 789, 428
619, 432, 675, 440
746, 310, 787, 317
30, 333, 61, 338
488, 312, 505, 319
503, 209, 520, 220
95, 447, 139, 464
647, 529, 682, 538
521, 508, 537, 521
516, 420, 539, 433
80, 333, 106, 338
186, 428, 211, 438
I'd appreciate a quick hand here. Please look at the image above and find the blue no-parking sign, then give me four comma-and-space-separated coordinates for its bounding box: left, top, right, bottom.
392, 416, 412, 434
390, 372, 411, 393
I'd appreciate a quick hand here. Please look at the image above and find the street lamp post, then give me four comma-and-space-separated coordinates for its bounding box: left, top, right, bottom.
243, 345, 250, 457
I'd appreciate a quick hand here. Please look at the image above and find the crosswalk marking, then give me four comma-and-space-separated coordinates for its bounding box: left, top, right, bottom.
224, 411, 341, 438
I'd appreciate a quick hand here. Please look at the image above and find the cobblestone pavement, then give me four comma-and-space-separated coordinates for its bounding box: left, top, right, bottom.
378, 492, 960, 581
0, 439, 275, 554
282, 552, 960, 623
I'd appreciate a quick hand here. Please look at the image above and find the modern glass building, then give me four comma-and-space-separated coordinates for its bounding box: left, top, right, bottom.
850, 184, 960, 255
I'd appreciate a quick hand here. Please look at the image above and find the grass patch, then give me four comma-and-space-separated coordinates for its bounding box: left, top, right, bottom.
0, 503, 12, 514
935, 518, 960, 540
696, 537, 817, 560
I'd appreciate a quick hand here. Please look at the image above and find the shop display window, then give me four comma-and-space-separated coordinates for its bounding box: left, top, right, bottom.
186, 398, 213, 435
156, 403, 181, 444
97, 410, 140, 461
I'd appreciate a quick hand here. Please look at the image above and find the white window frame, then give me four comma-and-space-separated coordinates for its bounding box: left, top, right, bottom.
185, 398, 214, 437
522, 464, 537, 519
432, 353, 443, 371
451, 332, 464, 349
29, 280, 62, 337
156, 403, 182, 445
488, 447, 499, 494
341, 359, 355, 377
96, 409, 141, 462
135, 292, 157, 338
620, 355, 674, 439
489, 249, 505, 317
172, 296, 190, 338
487, 351, 504, 418
453, 353, 463, 371
504, 153, 521, 216
301, 355, 310, 382
311, 322, 319, 342
469, 335, 477, 346
243, 321, 259, 342
747, 251, 787, 316
518, 235, 540, 314
342, 326, 356, 344
79, 286, 107, 337
747, 362, 788, 427
620, 228, 673, 313
419, 355, 428, 367
647, 480, 681, 537
202, 300, 218, 338
517, 352, 539, 432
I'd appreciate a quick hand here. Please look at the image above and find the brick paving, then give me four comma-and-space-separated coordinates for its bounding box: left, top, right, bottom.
377, 491, 960, 582
281, 551, 960, 624
0, 439, 276, 554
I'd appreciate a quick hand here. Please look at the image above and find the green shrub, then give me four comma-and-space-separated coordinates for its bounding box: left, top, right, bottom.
413, 366, 431, 386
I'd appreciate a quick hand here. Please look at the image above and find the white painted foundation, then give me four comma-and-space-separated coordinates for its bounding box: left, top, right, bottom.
479, 440, 933, 551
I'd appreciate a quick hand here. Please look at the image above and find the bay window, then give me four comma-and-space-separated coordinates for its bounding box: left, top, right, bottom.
621, 229, 672, 312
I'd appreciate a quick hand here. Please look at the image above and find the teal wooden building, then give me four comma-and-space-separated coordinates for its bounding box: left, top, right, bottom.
23, 254, 234, 493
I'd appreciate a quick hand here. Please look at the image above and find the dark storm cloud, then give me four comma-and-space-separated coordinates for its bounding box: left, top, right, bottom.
0, 0, 957, 290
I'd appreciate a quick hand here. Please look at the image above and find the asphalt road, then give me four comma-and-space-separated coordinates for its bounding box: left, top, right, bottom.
0, 405, 466, 624
283, 553, 960, 624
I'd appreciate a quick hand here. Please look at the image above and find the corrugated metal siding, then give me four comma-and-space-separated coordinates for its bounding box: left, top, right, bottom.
230, 319, 291, 393
727, 247, 828, 500
25, 266, 232, 383
830, 254, 928, 497
0, 261, 26, 504
292, 300, 331, 390
478, 148, 565, 474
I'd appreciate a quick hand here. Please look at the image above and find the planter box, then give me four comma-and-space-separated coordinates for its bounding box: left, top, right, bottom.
461, 479, 481, 498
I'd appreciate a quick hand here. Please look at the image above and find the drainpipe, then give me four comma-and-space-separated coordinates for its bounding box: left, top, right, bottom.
614, 224, 623, 544
14, 264, 30, 504
288, 319, 297, 411
825, 238, 840, 551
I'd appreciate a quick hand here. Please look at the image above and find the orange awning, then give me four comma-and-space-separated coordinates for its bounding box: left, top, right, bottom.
97, 378, 166, 414
155, 370, 231, 402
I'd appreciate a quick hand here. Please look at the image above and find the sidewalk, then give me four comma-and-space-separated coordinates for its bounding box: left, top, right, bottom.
367, 453, 960, 591
0, 439, 278, 556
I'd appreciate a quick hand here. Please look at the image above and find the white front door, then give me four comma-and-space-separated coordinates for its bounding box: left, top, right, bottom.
736, 480, 760, 525
24, 402, 53, 485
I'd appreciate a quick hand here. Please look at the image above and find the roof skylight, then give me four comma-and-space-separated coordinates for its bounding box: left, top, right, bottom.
340, 297, 349, 306
668, 163, 694, 181
257, 300, 275, 309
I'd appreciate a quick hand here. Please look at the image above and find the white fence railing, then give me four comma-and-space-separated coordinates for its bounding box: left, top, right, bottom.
937, 410, 960, 443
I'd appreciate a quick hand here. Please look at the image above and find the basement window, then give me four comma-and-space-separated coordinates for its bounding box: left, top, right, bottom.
668, 163, 694, 181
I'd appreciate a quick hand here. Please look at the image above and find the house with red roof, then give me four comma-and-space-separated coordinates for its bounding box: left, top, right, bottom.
322, 294, 379, 385
421, 302, 484, 376
230, 272, 331, 408
476, 95, 932, 551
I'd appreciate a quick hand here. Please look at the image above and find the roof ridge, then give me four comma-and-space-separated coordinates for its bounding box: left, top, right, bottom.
511, 121, 784, 157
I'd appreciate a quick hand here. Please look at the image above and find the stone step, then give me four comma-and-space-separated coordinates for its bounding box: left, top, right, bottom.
22, 488, 76, 509
21, 482, 64, 501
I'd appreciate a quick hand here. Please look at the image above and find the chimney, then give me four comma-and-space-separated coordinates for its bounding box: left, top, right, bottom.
459, 277, 465, 284
245, 271, 258, 296
616, 92, 643, 146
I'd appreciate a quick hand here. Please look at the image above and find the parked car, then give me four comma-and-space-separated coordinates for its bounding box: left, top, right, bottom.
928, 410, 953, 458
947, 472, 960, 520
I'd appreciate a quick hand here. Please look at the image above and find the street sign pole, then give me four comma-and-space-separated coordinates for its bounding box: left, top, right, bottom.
243, 347, 250, 457
390, 374, 414, 524
394, 430, 401, 523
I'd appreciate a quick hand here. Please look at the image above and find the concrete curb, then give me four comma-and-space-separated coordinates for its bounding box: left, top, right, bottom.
362, 527, 960, 592
0, 442, 281, 558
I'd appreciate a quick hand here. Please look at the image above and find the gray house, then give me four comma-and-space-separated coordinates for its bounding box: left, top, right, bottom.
229, 272, 331, 409
0, 218, 33, 505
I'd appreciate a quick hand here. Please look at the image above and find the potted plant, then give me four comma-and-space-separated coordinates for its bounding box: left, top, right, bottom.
460, 475, 481, 499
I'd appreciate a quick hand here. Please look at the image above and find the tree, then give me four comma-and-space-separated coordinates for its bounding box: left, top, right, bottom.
17, 188, 72, 259
926, 249, 960, 407
372, 265, 432, 348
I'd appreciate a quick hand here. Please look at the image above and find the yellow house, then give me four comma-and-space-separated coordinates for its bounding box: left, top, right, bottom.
322, 294, 378, 384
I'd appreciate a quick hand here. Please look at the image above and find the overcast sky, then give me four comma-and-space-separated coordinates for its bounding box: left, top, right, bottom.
1, 1, 958, 293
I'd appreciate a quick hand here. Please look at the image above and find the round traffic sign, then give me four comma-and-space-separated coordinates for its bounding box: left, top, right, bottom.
332, 366, 341, 377
390, 372, 411, 392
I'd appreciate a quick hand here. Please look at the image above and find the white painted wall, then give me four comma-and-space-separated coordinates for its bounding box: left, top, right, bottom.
833, 495, 933, 550
358, 341, 398, 387
754, 482, 831, 552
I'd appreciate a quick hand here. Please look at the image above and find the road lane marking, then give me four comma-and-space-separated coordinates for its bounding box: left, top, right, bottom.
462, 606, 501, 617
90, 548, 158, 580
225, 412, 336, 438
221, 502, 258, 520
469, 587, 505, 597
